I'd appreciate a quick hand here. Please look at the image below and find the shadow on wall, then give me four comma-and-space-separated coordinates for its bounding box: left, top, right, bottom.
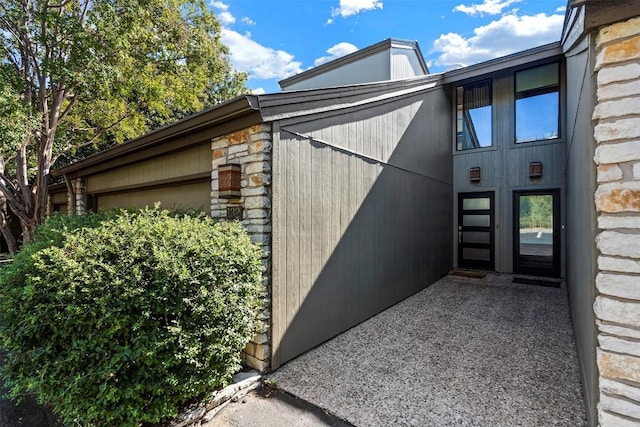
272, 93, 454, 368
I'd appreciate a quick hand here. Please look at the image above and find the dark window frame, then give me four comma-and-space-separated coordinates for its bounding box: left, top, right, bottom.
456, 79, 493, 151
514, 62, 561, 144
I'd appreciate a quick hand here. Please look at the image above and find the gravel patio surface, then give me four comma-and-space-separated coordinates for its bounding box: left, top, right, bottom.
269, 273, 586, 426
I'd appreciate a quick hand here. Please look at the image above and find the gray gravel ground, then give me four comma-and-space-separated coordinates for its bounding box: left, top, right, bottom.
269, 273, 587, 427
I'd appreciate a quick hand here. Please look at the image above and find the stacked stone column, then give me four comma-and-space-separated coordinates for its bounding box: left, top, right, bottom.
592, 16, 640, 426
211, 124, 272, 371
71, 178, 87, 216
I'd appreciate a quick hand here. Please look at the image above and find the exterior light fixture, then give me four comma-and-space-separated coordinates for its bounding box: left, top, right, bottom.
219, 163, 242, 199
529, 162, 543, 179
470, 167, 481, 182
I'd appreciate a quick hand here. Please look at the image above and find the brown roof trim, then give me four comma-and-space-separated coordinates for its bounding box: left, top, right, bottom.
52, 95, 260, 177
48, 182, 68, 193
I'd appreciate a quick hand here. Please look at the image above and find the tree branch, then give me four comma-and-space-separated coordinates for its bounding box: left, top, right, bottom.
45, 0, 74, 9
51, 113, 130, 163
0, 179, 31, 225
57, 92, 76, 121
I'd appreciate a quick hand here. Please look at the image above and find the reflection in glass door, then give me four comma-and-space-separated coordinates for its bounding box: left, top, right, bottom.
458, 192, 494, 270
514, 190, 560, 277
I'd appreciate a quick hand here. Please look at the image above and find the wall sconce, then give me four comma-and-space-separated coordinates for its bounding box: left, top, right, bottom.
469, 167, 481, 182
219, 163, 241, 199
529, 162, 543, 179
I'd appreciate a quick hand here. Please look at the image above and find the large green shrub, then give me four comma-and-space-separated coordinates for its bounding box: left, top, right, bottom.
0, 208, 263, 426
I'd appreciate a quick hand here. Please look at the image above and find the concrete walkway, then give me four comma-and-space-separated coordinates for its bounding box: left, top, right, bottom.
268, 273, 587, 426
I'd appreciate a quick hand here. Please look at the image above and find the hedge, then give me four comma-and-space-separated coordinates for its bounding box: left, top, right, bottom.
0, 208, 264, 426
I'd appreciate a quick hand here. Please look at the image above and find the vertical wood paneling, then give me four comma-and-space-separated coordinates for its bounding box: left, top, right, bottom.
299, 133, 312, 305
96, 181, 210, 210
565, 41, 598, 425
271, 89, 453, 367
285, 132, 299, 328
453, 71, 567, 273
86, 143, 211, 193
271, 124, 286, 357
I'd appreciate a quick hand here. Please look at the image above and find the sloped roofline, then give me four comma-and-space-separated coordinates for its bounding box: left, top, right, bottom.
52, 38, 568, 178
442, 41, 563, 84
278, 38, 429, 89
51, 75, 442, 177
52, 95, 261, 177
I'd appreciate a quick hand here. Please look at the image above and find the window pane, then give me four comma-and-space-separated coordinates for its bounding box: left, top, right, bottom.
456, 81, 492, 150
515, 63, 559, 143
463, 248, 491, 261
519, 195, 553, 257
463, 214, 490, 227
463, 231, 490, 244
516, 62, 559, 93
516, 92, 559, 142
463, 197, 490, 210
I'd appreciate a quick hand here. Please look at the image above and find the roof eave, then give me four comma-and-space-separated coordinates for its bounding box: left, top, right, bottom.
52, 95, 260, 177
442, 42, 563, 84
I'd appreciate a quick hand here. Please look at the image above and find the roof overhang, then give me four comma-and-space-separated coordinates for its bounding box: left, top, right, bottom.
441, 42, 563, 85
562, 0, 640, 51
52, 95, 262, 178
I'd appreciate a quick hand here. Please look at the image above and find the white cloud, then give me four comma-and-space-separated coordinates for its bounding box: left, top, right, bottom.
453, 0, 521, 16
218, 11, 235, 25
208, 1, 300, 83
221, 29, 303, 80
210, 1, 235, 24
556, 5, 566, 12
251, 87, 266, 95
431, 12, 564, 68
314, 42, 358, 66
210, 1, 228, 11
331, 0, 383, 18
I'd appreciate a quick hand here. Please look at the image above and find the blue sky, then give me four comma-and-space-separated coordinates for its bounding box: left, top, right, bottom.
211, 0, 567, 94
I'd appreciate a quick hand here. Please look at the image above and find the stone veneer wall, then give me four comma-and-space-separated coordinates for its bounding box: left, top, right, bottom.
211, 124, 272, 372
71, 178, 86, 216
592, 16, 640, 426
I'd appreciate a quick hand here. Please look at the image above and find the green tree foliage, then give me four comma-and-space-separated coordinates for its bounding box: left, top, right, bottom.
519, 195, 553, 229
0, 208, 263, 426
0, 0, 247, 248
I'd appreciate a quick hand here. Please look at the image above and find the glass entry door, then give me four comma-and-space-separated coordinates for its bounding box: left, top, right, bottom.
513, 190, 560, 277
458, 192, 494, 270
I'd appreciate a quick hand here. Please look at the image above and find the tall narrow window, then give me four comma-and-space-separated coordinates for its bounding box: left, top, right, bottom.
456, 80, 492, 151
515, 62, 559, 143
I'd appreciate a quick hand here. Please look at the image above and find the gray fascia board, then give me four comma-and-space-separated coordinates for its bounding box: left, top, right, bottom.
52, 95, 259, 176
259, 74, 443, 121
278, 38, 425, 89
442, 42, 563, 84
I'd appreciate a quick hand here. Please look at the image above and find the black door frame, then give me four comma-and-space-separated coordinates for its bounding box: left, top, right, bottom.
513, 189, 561, 277
458, 191, 495, 271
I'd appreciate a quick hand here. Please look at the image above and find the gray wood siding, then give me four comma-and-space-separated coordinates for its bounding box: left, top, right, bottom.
271, 90, 453, 368
453, 70, 566, 274
97, 181, 211, 212
86, 143, 211, 193
391, 47, 427, 79
564, 37, 598, 426
282, 50, 391, 91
